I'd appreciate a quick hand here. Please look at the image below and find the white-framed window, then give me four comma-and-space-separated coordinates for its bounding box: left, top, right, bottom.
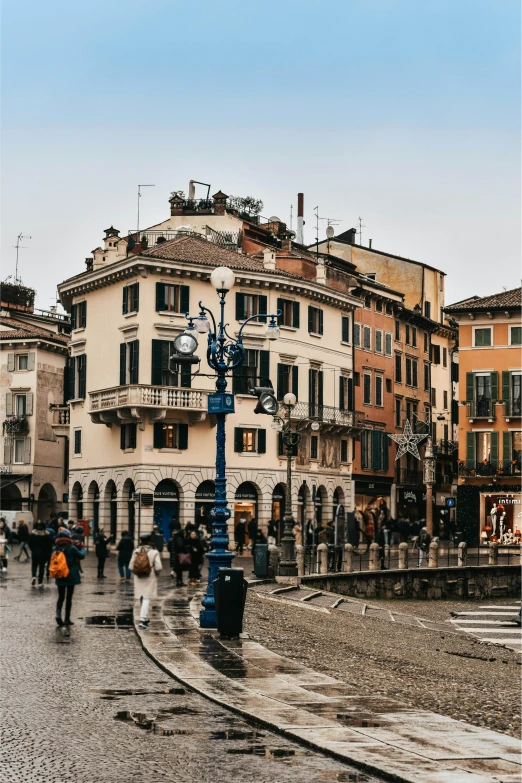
473, 327, 492, 347
73, 429, 82, 456
510, 325, 522, 346
13, 439, 25, 464
385, 332, 392, 356
17, 354, 28, 371
363, 326, 371, 351
375, 329, 383, 354
14, 394, 27, 417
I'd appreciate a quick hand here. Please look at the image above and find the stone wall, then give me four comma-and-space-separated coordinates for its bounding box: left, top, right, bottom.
300, 565, 521, 600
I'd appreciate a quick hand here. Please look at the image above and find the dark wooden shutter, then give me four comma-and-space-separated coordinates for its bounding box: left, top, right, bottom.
490, 432, 498, 465
278, 432, 284, 456
178, 423, 188, 450
292, 365, 299, 399
277, 363, 285, 400
466, 372, 474, 401
466, 432, 475, 464
122, 286, 128, 315
70, 305, 77, 330
180, 364, 192, 388
133, 283, 139, 313
129, 424, 137, 449
383, 434, 389, 472
309, 369, 315, 406
412, 360, 418, 388
502, 371, 510, 401
259, 350, 270, 385
490, 371, 498, 401
339, 376, 345, 410
318, 371, 324, 406
120, 425, 126, 450
130, 341, 139, 384
318, 309, 323, 335
342, 316, 349, 343
151, 340, 163, 385
257, 429, 266, 454
80, 302, 87, 328
361, 431, 367, 468
120, 343, 127, 385
258, 295, 267, 323
293, 301, 300, 328
232, 369, 242, 394
153, 422, 164, 448
371, 430, 381, 469
63, 364, 70, 404
156, 282, 166, 312
68, 357, 76, 401
503, 431, 511, 462
234, 428, 244, 453
235, 292, 245, 321
308, 306, 314, 333
78, 355, 86, 399
180, 285, 190, 314
347, 377, 354, 411
277, 298, 284, 325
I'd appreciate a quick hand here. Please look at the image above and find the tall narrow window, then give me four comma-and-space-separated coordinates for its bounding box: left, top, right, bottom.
385, 332, 392, 356
310, 435, 318, 459
277, 298, 300, 328
308, 306, 324, 334
395, 320, 401, 341
363, 373, 371, 405
353, 323, 361, 347
395, 398, 402, 427
363, 326, 371, 350
375, 375, 383, 406
375, 330, 383, 354
395, 353, 402, 383
341, 315, 350, 343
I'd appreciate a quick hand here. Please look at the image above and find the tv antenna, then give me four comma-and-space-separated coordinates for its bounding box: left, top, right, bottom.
137, 184, 155, 233
13, 233, 32, 283
357, 216, 366, 246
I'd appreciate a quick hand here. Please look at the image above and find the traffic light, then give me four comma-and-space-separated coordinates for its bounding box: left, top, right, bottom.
249, 383, 278, 415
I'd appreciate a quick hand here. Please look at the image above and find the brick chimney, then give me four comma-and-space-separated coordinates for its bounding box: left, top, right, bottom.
263, 247, 276, 270
212, 190, 228, 216
280, 230, 293, 252
169, 193, 184, 216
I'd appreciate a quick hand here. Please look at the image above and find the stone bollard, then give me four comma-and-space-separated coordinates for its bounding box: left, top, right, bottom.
268, 545, 280, 578
488, 541, 499, 566
458, 541, 467, 567
398, 542, 409, 570
343, 543, 354, 573
317, 543, 328, 574
428, 541, 439, 568
295, 544, 305, 576
369, 542, 380, 571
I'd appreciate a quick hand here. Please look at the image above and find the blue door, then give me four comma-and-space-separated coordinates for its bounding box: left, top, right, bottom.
153, 501, 178, 541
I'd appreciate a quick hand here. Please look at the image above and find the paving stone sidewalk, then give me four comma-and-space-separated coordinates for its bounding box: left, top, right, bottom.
135, 590, 522, 783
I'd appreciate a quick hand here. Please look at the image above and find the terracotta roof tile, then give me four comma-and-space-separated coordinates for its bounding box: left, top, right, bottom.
445, 287, 521, 311
0, 317, 70, 344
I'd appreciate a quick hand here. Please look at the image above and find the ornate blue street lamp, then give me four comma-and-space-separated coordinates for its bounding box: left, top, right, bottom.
184, 266, 280, 628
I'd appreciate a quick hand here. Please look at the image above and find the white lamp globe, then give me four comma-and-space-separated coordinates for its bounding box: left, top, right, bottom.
210, 266, 235, 292
310, 421, 320, 431
265, 322, 280, 341
283, 392, 296, 407
194, 315, 210, 334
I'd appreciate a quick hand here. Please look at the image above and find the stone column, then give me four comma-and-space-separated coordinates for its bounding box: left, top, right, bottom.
317, 543, 328, 574
428, 540, 439, 568
98, 498, 111, 535
296, 544, 305, 577
268, 545, 280, 578
488, 542, 499, 565
343, 543, 354, 573
116, 500, 129, 544
398, 542, 409, 569
458, 541, 467, 567
322, 494, 334, 526
390, 483, 397, 519
179, 489, 194, 532
369, 542, 380, 571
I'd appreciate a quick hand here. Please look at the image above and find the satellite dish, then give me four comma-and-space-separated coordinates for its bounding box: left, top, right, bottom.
269, 215, 282, 222
326, 225, 335, 239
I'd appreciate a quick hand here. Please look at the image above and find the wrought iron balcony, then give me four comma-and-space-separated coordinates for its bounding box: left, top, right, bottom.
466, 400, 496, 420
89, 384, 207, 427
396, 468, 424, 486
433, 439, 458, 456
2, 416, 29, 435
49, 405, 70, 438
282, 401, 365, 432
458, 460, 521, 478
504, 399, 522, 419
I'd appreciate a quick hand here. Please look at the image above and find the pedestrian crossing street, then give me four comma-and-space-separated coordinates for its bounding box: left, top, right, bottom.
450, 603, 522, 652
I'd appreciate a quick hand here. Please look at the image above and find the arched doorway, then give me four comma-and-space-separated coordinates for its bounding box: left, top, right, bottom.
37, 483, 57, 521
234, 482, 258, 544
71, 482, 83, 522
195, 480, 215, 534
314, 485, 326, 526
272, 483, 286, 540
1, 482, 22, 511
153, 479, 179, 540
88, 481, 100, 536
122, 479, 136, 540
105, 480, 118, 541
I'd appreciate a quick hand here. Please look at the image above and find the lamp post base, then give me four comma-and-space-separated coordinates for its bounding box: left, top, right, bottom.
199, 609, 217, 628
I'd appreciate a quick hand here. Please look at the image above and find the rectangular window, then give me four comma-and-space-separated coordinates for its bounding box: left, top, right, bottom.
424, 362, 430, 391
432, 344, 441, 364
412, 359, 418, 388
74, 429, 82, 455
77, 354, 87, 399
395, 320, 401, 341
510, 326, 522, 346
154, 422, 189, 450
17, 354, 28, 371
363, 326, 371, 351
361, 430, 389, 471
354, 371, 360, 386
277, 363, 298, 401
386, 302, 393, 316
156, 282, 190, 314
308, 306, 324, 334
412, 327, 417, 348
375, 329, 383, 354
119, 423, 137, 450
339, 375, 351, 411
385, 332, 392, 356
14, 394, 26, 417
375, 299, 383, 313
443, 390, 448, 409
310, 435, 318, 459
340, 439, 348, 463
424, 301, 431, 319
405, 325, 410, 345
277, 298, 300, 328
442, 347, 447, 367
431, 387, 436, 406
71, 301, 87, 330
424, 333, 428, 353
233, 349, 269, 394
122, 283, 139, 315
14, 439, 25, 464
395, 353, 402, 383
474, 327, 492, 347
406, 356, 413, 386
385, 378, 392, 393
235, 292, 267, 322
353, 323, 361, 347
341, 315, 350, 343
364, 295, 372, 309
395, 398, 402, 427
234, 427, 266, 454
120, 340, 139, 385
363, 373, 371, 405
151, 340, 192, 388
375, 375, 383, 406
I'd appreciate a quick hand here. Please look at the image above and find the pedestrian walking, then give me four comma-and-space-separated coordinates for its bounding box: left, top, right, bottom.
94, 528, 110, 578
14, 519, 31, 562
0, 518, 12, 573
151, 525, 165, 554
71, 522, 84, 574
187, 530, 204, 586
247, 517, 257, 554
267, 519, 278, 546
417, 525, 431, 566
116, 530, 134, 582
377, 520, 390, 570
292, 522, 303, 546
234, 518, 246, 555
51, 528, 85, 626
167, 526, 187, 587
129, 533, 162, 628
29, 521, 53, 587
304, 519, 315, 547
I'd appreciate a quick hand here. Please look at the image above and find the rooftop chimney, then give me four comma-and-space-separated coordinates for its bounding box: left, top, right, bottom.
263, 247, 276, 270
316, 259, 326, 285
296, 193, 304, 245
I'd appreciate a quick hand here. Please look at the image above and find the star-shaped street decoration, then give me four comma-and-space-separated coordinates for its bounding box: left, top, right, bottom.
388, 419, 428, 460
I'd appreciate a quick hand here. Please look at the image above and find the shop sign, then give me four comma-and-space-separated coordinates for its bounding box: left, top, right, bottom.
236, 492, 256, 501
496, 496, 521, 505
272, 492, 284, 501
195, 490, 215, 500
354, 480, 393, 496
0, 466, 12, 475
402, 490, 419, 505
154, 490, 179, 499
208, 393, 235, 414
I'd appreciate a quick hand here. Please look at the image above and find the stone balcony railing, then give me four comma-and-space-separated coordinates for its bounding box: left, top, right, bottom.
49, 405, 70, 438
282, 401, 365, 432
88, 384, 208, 428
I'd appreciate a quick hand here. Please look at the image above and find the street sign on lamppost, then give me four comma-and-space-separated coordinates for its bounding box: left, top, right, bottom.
181, 266, 280, 628
423, 436, 436, 536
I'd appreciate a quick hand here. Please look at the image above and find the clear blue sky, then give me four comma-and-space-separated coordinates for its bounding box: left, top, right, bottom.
2, 0, 520, 309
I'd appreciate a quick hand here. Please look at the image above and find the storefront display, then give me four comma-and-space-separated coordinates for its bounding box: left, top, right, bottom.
481, 492, 522, 543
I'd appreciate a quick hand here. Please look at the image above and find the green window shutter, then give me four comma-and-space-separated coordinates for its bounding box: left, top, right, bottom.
180, 364, 192, 388
490, 432, 498, 465
151, 340, 163, 385
277, 363, 285, 400
503, 431, 511, 462
178, 423, 188, 450
26, 392, 33, 416
292, 365, 299, 399
130, 341, 139, 384
309, 369, 315, 405
466, 372, 474, 402
278, 432, 284, 456
155, 283, 166, 312
153, 422, 164, 448
490, 371, 498, 401
318, 371, 324, 406
179, 285, 190, 314
466, 432, 475, 463
277, 298, 284, 325
257, 429, 266, 454
234, 428, 244, 453
70, 305, 77, 330
258, 294, 267, 323
120, 344, 127, 385
5, 391, 13, 416
80, 302, 87, 328
308, 306, 314, 333
347, 377, 354, 411
129, 424, 137, 449
120, 425, 126, 450
371, 430, 381, 470
342, 316, 349, 343
361, 431, 368, 468
339, 376, 345, 411
318, 309, 323, 335
502, 371, 510, 401
383, 434, 389, 472
293, 301, 300, 328
133, 283, 139, 313
235, 292, 245, 321
122, 286, 128, 315
63, 364, 70, 404
78, 355, 86, 398
259, 350, 270, 384
68, 357, 76, 401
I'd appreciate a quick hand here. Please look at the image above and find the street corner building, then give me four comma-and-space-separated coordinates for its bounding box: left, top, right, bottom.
446, 286, 522, 545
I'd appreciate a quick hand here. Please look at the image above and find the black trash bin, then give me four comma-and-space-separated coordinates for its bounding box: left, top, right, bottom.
253, 543, 269, 578
213, 567, 248, 637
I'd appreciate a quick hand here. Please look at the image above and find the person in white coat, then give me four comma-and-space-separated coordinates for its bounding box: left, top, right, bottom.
129, 532, 162, 629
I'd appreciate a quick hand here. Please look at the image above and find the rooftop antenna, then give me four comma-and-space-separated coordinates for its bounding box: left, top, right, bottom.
314, 206, 319, 259
318, 215, 341, 255
357, 216, 366, 246
13, 233, 32, 283
137, 184, 155, 233
289, 204, 293, 231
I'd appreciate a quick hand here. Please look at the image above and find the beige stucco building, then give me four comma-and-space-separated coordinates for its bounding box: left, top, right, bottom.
57, 231, 362, 544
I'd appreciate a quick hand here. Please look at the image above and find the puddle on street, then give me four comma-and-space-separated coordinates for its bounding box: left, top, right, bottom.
337, 715, 382, 728
85, 613, 134, 627
91, 687, 185, 696
321, 774, 371, 782
211, 729, 265, 741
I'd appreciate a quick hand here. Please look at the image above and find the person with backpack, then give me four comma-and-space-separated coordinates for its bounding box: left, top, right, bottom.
29, 521, 53, 587
50, 528, 85, 626
14, 519, 31, 562
129, 532, 162, 629
116, 530, 134, 582
94, 528, 111, 578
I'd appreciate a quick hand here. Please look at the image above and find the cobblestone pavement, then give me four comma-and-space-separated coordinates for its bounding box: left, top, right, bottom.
244, 587, 521, 738
0, 555, 381, 783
